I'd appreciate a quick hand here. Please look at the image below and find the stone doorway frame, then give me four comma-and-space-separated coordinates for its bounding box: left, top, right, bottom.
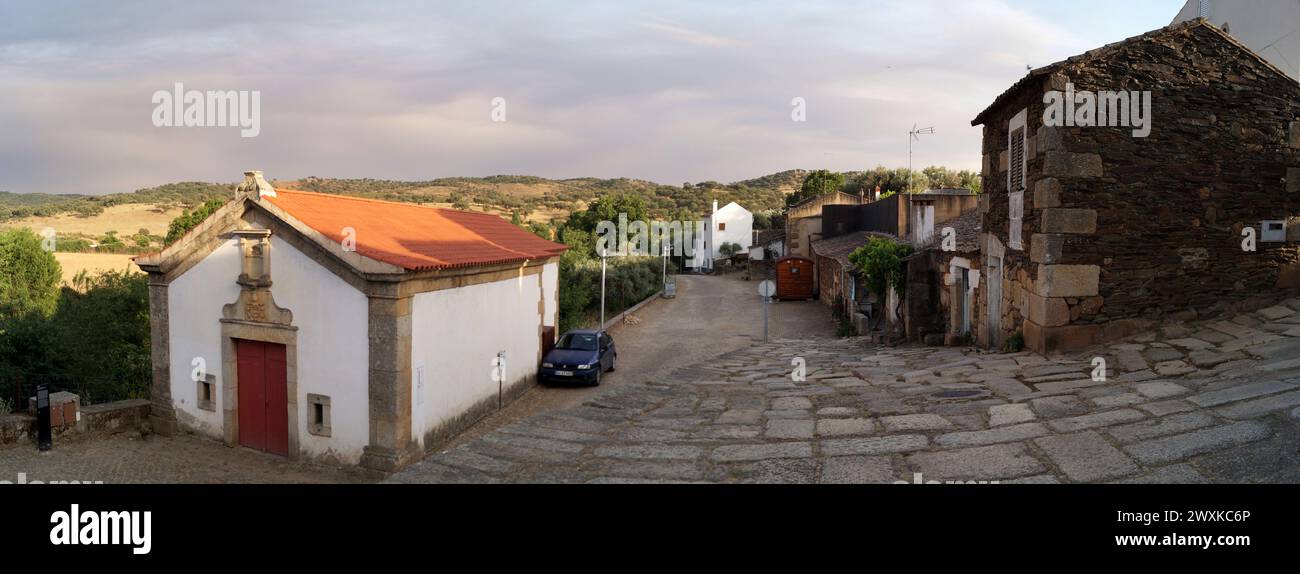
220, 320, 299, 459
218, 228, 301, 460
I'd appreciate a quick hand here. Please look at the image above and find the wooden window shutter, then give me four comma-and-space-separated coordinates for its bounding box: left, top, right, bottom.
1007, 109, 1028, 250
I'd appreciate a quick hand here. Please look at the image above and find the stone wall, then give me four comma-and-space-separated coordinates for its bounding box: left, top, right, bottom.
978, 84, 1043, 349
979, 23, 1300, 352
816, 254, 845, 313
1060, 25, 1300, 332
0, 399, 151, 445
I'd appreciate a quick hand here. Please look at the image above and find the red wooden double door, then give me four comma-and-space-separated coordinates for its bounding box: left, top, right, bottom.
236, 339, 289, 456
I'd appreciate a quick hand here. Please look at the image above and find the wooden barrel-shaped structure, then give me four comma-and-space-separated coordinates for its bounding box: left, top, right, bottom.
774, 256, 815, 301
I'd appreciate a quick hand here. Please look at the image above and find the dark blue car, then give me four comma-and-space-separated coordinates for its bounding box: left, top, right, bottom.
539, 329, 617, 386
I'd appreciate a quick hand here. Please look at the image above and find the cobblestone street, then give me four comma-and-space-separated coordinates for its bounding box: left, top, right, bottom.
0, 432, 377, 484
391, 298, 1300, 484
5, 283, 1300, 484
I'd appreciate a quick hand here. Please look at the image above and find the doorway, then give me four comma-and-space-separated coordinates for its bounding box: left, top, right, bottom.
986, 257, 1003, 347
958, 268, 972, 336
235, 338, 289, 456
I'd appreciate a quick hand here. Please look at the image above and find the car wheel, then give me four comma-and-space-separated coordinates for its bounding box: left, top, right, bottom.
591, 368, 601, 387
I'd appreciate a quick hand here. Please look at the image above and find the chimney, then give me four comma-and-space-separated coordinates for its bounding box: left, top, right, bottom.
712, 200, 719, 214
237, 170, 276, 200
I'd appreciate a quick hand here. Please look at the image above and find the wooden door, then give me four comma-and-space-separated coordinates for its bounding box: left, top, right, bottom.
986, 257, 1002, 348
958, 269, 971, 336
236, 339, 289, 456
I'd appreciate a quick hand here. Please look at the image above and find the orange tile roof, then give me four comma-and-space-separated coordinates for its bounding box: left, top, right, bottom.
263, 188, 566, 271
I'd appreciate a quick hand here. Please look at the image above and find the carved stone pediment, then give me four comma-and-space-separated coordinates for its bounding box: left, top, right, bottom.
223, 288, 293, 325
222, 228, 293, 326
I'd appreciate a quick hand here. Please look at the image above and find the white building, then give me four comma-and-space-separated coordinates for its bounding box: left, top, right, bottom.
134, 171, 565, 471
1173, 0, 1300, 79
689, 200, 754, 270
749, 229, 787, 261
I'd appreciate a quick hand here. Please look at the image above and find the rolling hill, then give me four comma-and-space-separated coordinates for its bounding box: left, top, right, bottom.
1, 170, 808, 232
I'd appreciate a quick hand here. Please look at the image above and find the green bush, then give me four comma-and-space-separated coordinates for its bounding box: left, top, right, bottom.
847, 237, 914, 297
1004, 331, 1025, 353
0, 270, 150, 404
0, 228, 62, 320
558, 255, 669, 333
166, 199, 226, 244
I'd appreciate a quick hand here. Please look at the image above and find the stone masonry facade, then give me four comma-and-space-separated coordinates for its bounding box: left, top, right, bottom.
975, 21, 1300, 353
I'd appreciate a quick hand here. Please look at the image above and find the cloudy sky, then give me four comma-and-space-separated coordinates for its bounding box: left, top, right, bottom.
0, 0, 1186, 195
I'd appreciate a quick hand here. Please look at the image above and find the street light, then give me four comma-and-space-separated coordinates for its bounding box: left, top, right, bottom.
600, 246, 607, 328
662, 240, 668, 289
909, 124, 935, 195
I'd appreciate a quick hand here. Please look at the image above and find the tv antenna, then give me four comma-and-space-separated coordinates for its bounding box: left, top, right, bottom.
908, 124, 935, 195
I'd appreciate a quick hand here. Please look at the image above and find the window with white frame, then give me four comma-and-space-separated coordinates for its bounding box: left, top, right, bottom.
1007, 109, 1028, 250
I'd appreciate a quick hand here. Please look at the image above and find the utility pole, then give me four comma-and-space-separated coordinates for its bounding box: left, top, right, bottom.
908, 124, 935, 195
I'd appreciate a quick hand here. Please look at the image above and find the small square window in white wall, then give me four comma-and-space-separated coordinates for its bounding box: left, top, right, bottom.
307, 393, 332, 437
196, 374, 216, 412
1007, 108, 1028, 250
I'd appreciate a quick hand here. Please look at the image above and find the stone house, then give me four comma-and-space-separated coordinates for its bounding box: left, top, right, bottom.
785, 191, 866, 258
807, 189, 978, 336
810, 231, 873, 315
821, 190, 977, 248
134, 171, 566, 471
1173, 0, 1300, 80
971, 19, 1300, 353
904, 211, 982, 345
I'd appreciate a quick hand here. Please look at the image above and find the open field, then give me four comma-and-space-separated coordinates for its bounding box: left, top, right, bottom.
3, 203, 183, 237
414, 201, 572, 224
53, 252, 141, 284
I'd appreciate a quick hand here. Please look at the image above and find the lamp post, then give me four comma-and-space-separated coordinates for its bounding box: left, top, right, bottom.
600, 246, 609, 329
662, 241, 668, 289
908, 124, 935, 195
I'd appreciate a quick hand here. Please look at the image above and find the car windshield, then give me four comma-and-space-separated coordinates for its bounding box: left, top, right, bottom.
556, 333, 599, 351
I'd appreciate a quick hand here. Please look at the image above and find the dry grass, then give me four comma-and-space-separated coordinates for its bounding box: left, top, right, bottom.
417, 201, 568, 224
53, 252, 141, 285
4, 203, 183, 237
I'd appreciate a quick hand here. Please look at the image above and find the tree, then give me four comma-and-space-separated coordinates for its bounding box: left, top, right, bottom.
753, 212, 772, 230
786, 170, 845, 207
719, 242, 743, 258
450, 193, 472, 211
0, 228, 62, 320
526, 221, 553, 240
0, 270, 151, 403
844, 166, 912, 197
844, 165, 982, 196
565, 193, 648, 235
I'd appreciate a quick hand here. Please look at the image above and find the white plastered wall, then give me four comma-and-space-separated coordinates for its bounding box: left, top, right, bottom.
267, 236, 370, 464
409, 269, 543, 448
166, 235, 370, 464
